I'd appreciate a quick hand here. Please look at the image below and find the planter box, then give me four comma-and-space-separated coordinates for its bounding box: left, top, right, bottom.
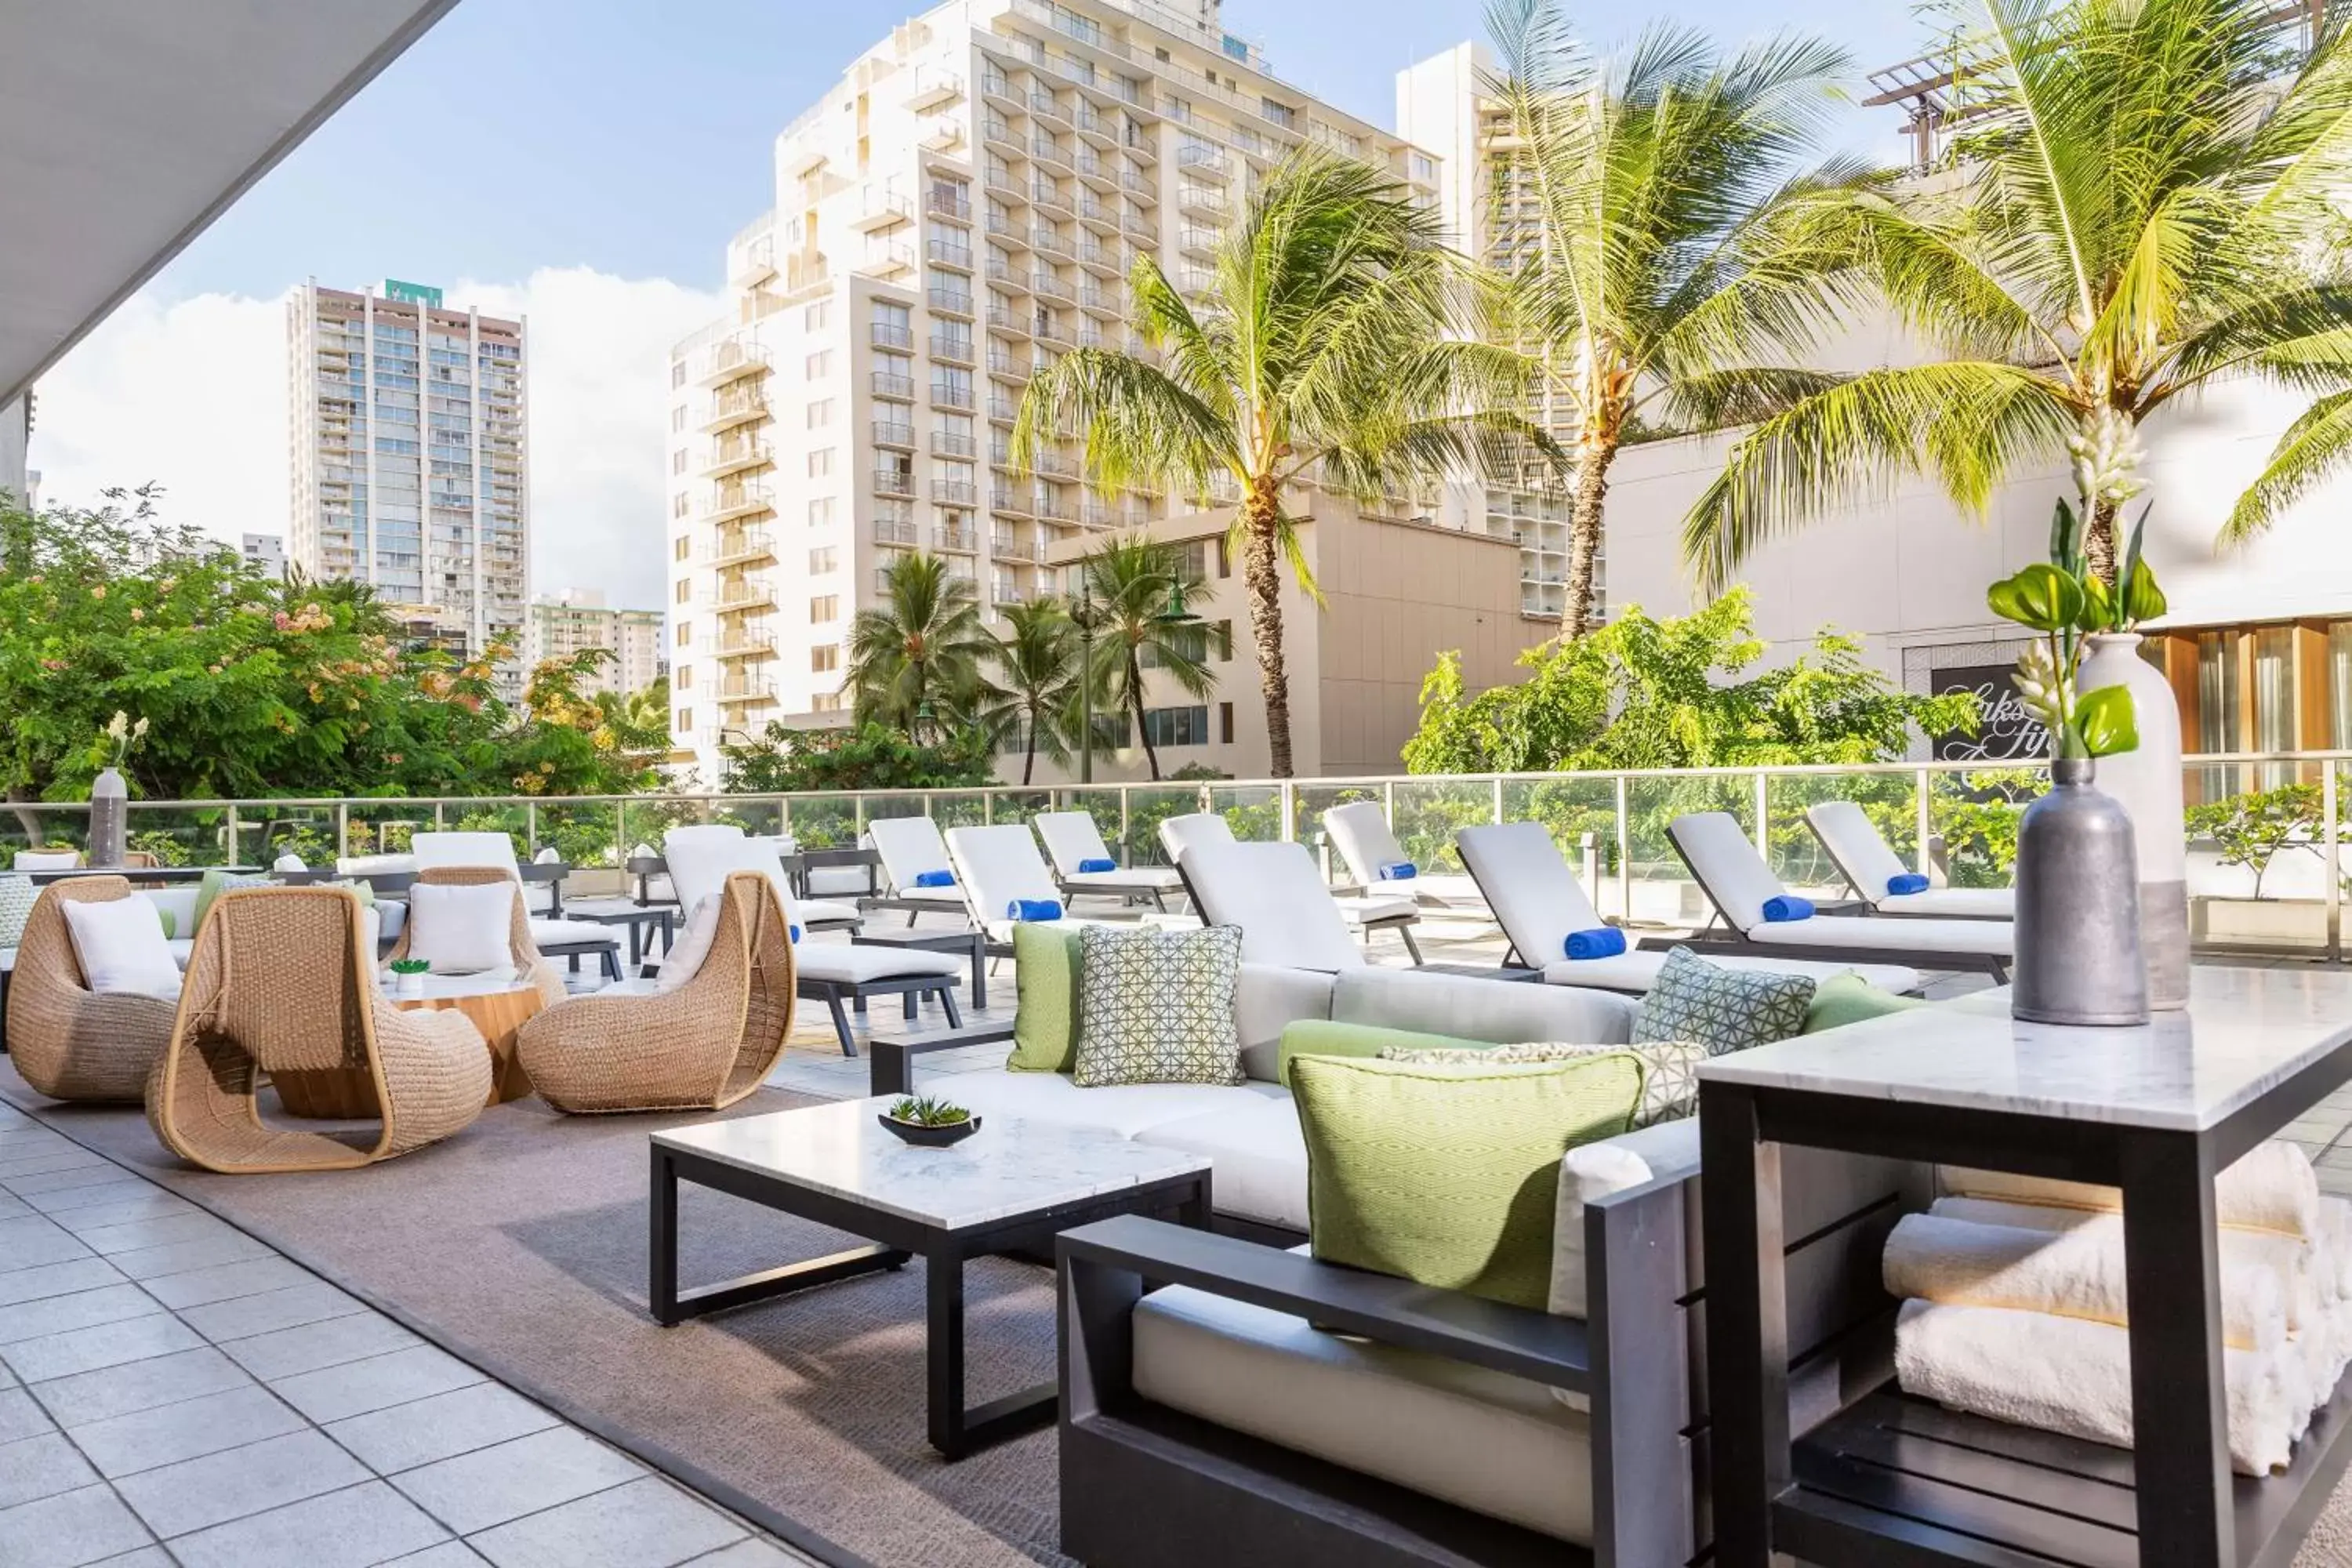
2190, 895, 2330, 951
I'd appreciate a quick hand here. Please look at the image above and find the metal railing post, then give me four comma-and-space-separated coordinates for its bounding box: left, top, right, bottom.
1279, 782, 1296, 842
224, 804, 239, 868
1384, 779, 1396, 825
1120, 787, 1131, 866
984, 791, 995, 825
526, 801, 538, 855
336, 803, 350, 862
1490, 776, 1504, 827
615, 802, 627, 869
1915, 767, 1933, 877
2328, 764, 2342, 964
855, 793, 867, 838
434, 802, 447, 830
1613, 775, 1632, 924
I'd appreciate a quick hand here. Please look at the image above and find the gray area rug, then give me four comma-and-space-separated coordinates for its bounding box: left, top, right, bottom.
0, 1062, 1065, 1568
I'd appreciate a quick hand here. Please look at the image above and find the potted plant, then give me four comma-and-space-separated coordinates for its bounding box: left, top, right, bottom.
2186, 784, 2339, 949
878, 1094, 981, 1147
388, 956, 430, 1000
85, 710, 148, 869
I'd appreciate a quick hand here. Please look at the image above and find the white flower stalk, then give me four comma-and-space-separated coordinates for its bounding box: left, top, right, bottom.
2013, 638, 2069, 735
2067, 406, 2147, 510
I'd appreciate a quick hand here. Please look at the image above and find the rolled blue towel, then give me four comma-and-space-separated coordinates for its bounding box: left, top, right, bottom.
1563, 927, 1627, 960
1077, 857, 1116, 873
1377, 861, 1417, 880
912, 869, 956, 887
1760, 895, 1814, 924
789, 924, 802, 942
1886, 872, 1930, 896
1007, 898, 1064, 923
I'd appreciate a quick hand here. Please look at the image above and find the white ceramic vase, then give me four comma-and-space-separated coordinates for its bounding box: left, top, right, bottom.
2075, 632, 2190, 1009
88, 767, 128, 868
394, 971, 427, 1000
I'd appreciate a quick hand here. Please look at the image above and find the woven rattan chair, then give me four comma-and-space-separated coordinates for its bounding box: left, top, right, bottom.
6, 877, 176, 1102
147, 885, 492, 1173
515, 871, 797, 1115
386, 866, 566, 1007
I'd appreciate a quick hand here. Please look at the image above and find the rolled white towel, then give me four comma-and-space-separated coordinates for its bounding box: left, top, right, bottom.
2319, 1198, 2352, 1303
1894, 1298, 2296, 1475
1887, 1212, 2286, 1352
1940, 1140, 2320, 1240
1929, 1196, 2320, 1334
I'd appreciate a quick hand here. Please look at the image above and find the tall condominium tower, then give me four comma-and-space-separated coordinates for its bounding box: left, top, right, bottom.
526, 587, 666, 699
663, 0, 1446, 775
289, 280, 529, 688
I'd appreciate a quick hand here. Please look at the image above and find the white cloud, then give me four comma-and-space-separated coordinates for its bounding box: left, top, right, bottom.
27, 267, 727, 613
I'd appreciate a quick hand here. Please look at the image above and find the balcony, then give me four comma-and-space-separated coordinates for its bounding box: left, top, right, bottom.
932, 479, 980, 508
717, 675, 777, 706
1076, 328, 1109, 350
1031, 270, 1073, 303
1073, 104, 1113, 143
988, 258, 1028, 293
983, 115, 1021, 156
852, 191, 916, 232
986, 305, 1029, 337
699, 435, 773, 479
980, 72, 1018, 111
705, 527, 775, 566
934, 429, 978, 458
926, 237, 975, 271
937, 522, 979, 551
1079, 286, 1119, 317
1123, 209, 1156, 241
695, 339, 769, 387
989, 488, 1031, 516
928, 287, 975, 318
857, 243, 917, 279
1036, 493, 1079, 523
1178, 183, 1226, 220
906, 67, 964, 111
717, 579, 776, 611
1076, 196, 1119, 230
707, 481, 775, 524
1178, 146, 1232, 180
1123, 170, 1157, 205
930, 379, 976, 412
987, 216, 1028, 252
870, 371, 916, 401
930, 333, 978, 365
729, 232, 777, 289
1033, 315, 1072, 348
1125, 134, 1157, 166
1080, 502, 1118, 528
983, 160, 1023, 201
699, 388, 768, 434
872, 466, 916, 498
989, 396, 1020, 423
1178, 267, 1216, 299
871, 419, 916, 448
1029, 136, 1072, 170
1179, 228, 1220, 260
1030, 225, 1072, 258
1029, 180, 1071, 214
1029, 89, 1065, 122
1079, 241, 1122, 274
873, 517, 920, 546
717, 624, 778, 658
870, 321, 914, 350
920, 117, 966, 153
926, 188, 973, 222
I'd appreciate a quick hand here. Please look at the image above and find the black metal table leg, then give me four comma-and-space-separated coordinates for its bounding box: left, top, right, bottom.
968, 931, 986, 1010
1700, 1080, 1788, 1568
2121, 1127, 2231, 1568
925, 1239, 1055, 1459
649, 1144, 679, 1325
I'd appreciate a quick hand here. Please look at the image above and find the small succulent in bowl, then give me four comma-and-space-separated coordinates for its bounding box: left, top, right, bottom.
880, 1095, 982, 1146
389, 958, 430, 976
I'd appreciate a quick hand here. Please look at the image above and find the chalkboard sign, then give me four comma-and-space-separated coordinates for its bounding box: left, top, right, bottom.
1931, 662, 2049, 762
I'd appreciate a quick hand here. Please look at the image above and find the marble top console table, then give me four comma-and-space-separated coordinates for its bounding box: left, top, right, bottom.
1698, 967, 2352, 1568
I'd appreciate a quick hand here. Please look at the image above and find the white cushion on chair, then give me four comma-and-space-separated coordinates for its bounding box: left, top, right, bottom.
1062, 866, 1185, 891
1458, 822, 1606, 964
406, 882, 517, 975
866, 816, 956, 893
1321, 800, 1407, 884
1805, 800, 1912, 902
663, 827, 788, 913
944, 823, 1061, 916
1034, 810, 1116, 877
797, 898, 862, 927
13, 851, 81, 871
1328, 893, 1417, 927
1878, 887, 2016, 919
1737, 913, 2014, 958
655, 895, 723, 993
790, 943, 964, 985
528, 918, 621, 951
412, 831, 522, 877
1178, 840, 1364, 972
1158, 812, 1233, 862
1666, 812, 1788, 931
336, 852, 416, 877
60, 895, 182, 1000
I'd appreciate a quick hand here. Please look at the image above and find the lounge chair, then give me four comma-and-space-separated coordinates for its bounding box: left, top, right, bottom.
664, 828, 961, 1057
1457, 822, 1922, 994
517, 870, 796, 1114
1804, 800, 2015, 920
148, 885, 491, 1173
1665, 812, 2013, 981
943, 823, 1108, 946
1156, 811, 1233, 862
5, 878, 178, 1102
1034, 809, 1186, 910
662, 824, 862, 932
1322, 799, 1486, 910
1165, 816, 1427, 961
1177, 839, 1424, 969
865, 815, 980, 921
410, 832, 625, 980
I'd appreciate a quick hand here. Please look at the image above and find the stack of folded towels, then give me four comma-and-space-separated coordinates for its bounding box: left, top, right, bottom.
1886, 1142, 2352, 1475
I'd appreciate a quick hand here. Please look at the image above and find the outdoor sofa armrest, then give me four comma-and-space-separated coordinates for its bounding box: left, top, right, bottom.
866, 1020, 1017, 1096
1058, 1214, 1592, 1394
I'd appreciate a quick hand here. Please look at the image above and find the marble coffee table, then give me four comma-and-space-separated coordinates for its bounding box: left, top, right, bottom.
648, 1098, 1212, 1457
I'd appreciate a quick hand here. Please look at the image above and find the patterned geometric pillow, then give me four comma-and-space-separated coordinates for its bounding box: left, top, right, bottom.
0, 876, 35, 949
1379, 1040, 1706, 1129
1632, 946, 1814, 1056
1073, 923, 1244, 1087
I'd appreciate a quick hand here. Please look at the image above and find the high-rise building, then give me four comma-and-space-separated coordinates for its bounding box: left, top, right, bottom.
663, 0, 1464, 778
241, 532, 286, 579
526, 587, 665, 699
289, 279, 529, 692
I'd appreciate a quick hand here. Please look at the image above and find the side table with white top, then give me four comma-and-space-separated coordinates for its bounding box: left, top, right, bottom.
650, 1098, 1211, 1458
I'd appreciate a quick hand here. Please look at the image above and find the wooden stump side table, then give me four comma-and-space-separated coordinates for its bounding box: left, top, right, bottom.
396, 979, 544, 1106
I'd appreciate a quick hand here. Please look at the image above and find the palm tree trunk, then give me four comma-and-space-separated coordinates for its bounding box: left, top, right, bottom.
2085, 497, 2118, 588
1128, 650, 1162, 780
1240, 488, 1293, 778
1022, 720, 1036, 786
1565, 446, 1612, 640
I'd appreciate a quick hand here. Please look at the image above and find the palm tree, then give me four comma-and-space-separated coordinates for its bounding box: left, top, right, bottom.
976, 599, 1081, 785
1014, 151, 1542, 778
1077, 536, 1214, 782
844, 552, 1000, 740
1482, 1, 1855, 637
1681, 0, 2352, 591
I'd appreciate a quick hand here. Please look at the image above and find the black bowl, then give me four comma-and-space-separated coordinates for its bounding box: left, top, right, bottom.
878, 1113, 982, 1147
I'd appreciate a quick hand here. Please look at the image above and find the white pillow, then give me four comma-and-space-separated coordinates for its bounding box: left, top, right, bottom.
405, 882, 517, 975
272, 852, 307, 873
60, 895, 183, 1000
533, 846, 561, 864
655, 895, 725, 994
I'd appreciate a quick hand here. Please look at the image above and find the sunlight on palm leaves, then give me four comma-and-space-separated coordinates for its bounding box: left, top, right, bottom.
1682, 0, 2352, 593
844, 552, 1001, 740
1079, 535, 1214, 782
971, 599, 1081, 786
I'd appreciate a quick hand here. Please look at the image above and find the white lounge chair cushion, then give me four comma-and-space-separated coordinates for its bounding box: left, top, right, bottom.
797, 899, 862, 927
407, 882, 519, 975
1159, 812, 1234, 861
663, 827, 790, 913
1878, 887, 2015, 919
1180, 840, 1366, 972
13, 851, 81, 872
790, 943, 964, 985
528, 919, 621, 950
1667, 812, 1788, 931
1458, 822, 1605, 964
1329, 893, 1417, 927
336, 852, 417, 877
1537, 950, 1922, 995
654, 896, 721, 994
866, 816, 956, 893
1062, 866, 1186, 891
412, 831, 522, 876
1806, 800, 1914, 899
1741, 913, 2013, 958
934, 1065, 1287, 1139
1034, 809, 1120, 877
1324, 801, 1486, 906
61, 895, 183, 1000
1133, 1279, 1594, 1544
890, 885, 967, 907
946, 823, 1062, 915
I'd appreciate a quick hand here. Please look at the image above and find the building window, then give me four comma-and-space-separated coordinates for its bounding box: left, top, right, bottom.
1214, 619, 1232, 659
809, 496, 835, 526
670, 405, 687, 433
811, 644, 840, 673
673, 535, 691, 561
808, 398, 834, 428
671, 449, 688, 475
809, 546, 837, 574
810, 595, 840, 622
811, 691, 844, 713
670, 361, 687, 389
677, 620, 691, 647
676, 706, 693, 731
675, 579, 691, 605
805, 350, 833, 379
1143, 705, 1210, 747
808, 448, 834, 478
804, 300, 829, 331
1219, 701, 1233, 743
671, 492, 689, 518
676, 665, 692, 689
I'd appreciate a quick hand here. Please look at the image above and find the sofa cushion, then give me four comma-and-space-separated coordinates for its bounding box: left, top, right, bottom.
1632, 946, 1813, 1055
1073, 924, 1243, 1088
529, 919, 622, 951
1332, 966, 1637, 1046
1008, 924, 1083, 1073
937, 1068, 1287, 1141
61, 893, 183, 1000
1381, 1040, 1706, 1131
1235, 964, 1334, 1081
1275, 1018, 1490, 1088
1132, 1282, 1594, 1543
1132, 1098, 1309, 1231
192, 869, 270, 933
406, 881, 517, 975
1804, 971, 1934, 1033
1290, 1054, 1644, 1311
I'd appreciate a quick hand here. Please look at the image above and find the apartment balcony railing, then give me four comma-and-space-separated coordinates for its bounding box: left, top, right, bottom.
1178, 228, 1219, 259
928, 287, 975, 318
1080, 502, 1117, 527
699, 437, 773, 478
870, 372, 916, 401
703, 528, 775, 568
1031, 271, 1074, 303
856, 243, 917, 278
716, 580, 776, 610
1178, 145, 1231, 179
906, 67, 964, 111
716, 625, 777, 657
989, 488, 1032, 515
1029, 90, 1065, 122
1123, 209, 1156, 241
872, 467, 916, 497
989, 396, 1021, 423
930, 333, 978, 365
926, 188, 972, 221
1029, 180, 1071, 213
1073, 105, 1112, 142
987, 258, 1027, 292
1123, 171, 1157, 205
1079, 287, 1119, 316
699, 388, 768, 433
987, 306, 1029, 336
1076, 328, 1109, 350
987, 350, 1030, 379
931, 379, 977, 411
1076, 196, 1118, 229
871, 419, 916, 448
982, 116, 1018, 152
717, 675, 777, 704
1030, 226, 1072, 257
870, 321, 914, 350
1030, 136, 1072, 169
707, 482, 775, 522
981, 72, 1017, 107
695, 339, 770, 386
1078, 242, 1121, 274
932, 480, 980, 506
926, 238, 975, 270
934, 429, 978, 458
1177, 183, 1226, 219
1032, 449, 1075, 479
1033, 316, 1072, 347
937, 523, 979, 551
873, 517, 920, 546
1036, 494, 1079, 522
854, 191, 916, 231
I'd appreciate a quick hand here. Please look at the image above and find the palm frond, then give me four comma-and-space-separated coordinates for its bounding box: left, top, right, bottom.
2223, 388, 2352, 543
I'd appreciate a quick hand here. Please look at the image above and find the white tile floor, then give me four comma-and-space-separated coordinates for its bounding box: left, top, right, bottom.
0, 1101, 816, 1568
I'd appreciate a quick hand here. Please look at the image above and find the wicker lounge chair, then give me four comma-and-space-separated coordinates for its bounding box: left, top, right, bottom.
147, 886, 492, 1173
386, 866, 569, 1007
517, 871, 797, 1115
6, 877, 177, 1102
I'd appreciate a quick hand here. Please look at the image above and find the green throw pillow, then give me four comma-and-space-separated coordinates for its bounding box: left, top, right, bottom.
1632, 946, 1813, 1057
0, 876, 36, 948
193, 869, 270, 933
1379, 1040, 1705, 1129
154, 904, 175, 940
1291, 1054, 1646, 1311
1073, 923, 1243, 1087
321, 878, 378, 908
1007, 923, 1084, 1073
1803, 971, 1929, 1034
1276, 1018, 1495, 1087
